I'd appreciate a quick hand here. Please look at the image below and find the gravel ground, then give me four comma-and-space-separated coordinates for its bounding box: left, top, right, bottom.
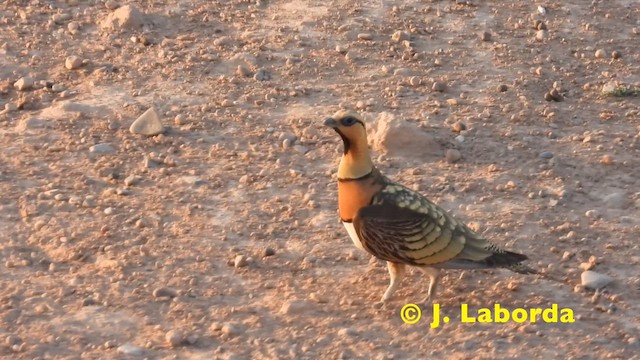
1, 0, 639, 359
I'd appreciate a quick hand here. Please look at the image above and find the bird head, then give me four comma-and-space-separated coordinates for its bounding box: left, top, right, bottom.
324, 110, 373, 180
323, 110, 367, 155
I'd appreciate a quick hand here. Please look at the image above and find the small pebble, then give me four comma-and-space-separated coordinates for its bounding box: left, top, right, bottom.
391, 30, 410, 42
451, 121, 466, 133
105, 0, 119, 10
357, 33, 373, 41
165, 329, 184, 347
581, 270, 613, 290
600, 154, 614, 165
14, 77, 34, 91
130, 107, 164, 136
234, 255, 248, 268
221, 323, 241, 337
544, 92, 553, 102
480, 31, 492, 41
236, 65, 252, 77
52, 13, 71, 24
409, 76, 421, 87
432, 81, 446, 92
445, 149, 461, 163
337, 328, 357, 337
124, 175, 140, 186
253, 68, 270, 81
117, 343, 145, 356
65, 56, 83, 70
497, 84, 508, 92
51, 84, 66, 92
535, 30, 547, 41
539, 151, 554, 159
579, 262, 594, 271
90, 143, 116, 154
594, 49, 606, 59
153, 287, 178, 298
293, 145, 308, 154
263, 247, 275, 257
585, 209, 599, 218
280, 299, 314, 315
611, 50, 621, 59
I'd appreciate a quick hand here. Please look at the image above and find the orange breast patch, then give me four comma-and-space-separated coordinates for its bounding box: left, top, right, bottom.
338, 178, 383, 221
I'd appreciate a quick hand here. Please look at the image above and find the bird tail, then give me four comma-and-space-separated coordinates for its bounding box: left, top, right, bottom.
483, 250, 529, 269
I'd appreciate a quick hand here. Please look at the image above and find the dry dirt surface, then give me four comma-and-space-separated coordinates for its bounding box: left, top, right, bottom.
1, 0, 639, 359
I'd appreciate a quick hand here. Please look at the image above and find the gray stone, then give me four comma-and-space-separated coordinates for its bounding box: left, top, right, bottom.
52, 13, 71, 24
603, 192, 629, 209
581, 271, 613, 290
254, 68, 270, 81
90, 143, 116, 154
539, 151, 554, 159
432, 81, 446, 92
445, 149, 462, 163
130, 107, 164, 136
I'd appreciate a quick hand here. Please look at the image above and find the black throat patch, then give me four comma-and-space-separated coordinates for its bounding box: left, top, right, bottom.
334, 129, 351, 154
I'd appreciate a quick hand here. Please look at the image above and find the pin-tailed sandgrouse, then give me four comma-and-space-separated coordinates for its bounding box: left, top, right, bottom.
324, 110, 534, 304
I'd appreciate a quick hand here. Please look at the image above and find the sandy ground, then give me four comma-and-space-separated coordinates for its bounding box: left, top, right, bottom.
1, 0, 639, 359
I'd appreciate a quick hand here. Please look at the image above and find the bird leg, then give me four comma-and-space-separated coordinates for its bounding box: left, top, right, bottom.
417, 267, 441, 305
381, 262, 406, 302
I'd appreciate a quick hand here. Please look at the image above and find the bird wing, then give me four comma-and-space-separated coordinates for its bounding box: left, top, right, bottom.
352, 184, 528, 269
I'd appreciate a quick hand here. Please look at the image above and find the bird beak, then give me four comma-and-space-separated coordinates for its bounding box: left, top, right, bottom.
323, 117, 339, 128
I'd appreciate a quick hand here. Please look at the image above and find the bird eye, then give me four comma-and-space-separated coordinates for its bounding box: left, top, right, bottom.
341, 117, 358, 126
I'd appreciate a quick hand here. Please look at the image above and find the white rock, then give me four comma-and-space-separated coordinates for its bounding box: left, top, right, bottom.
117, 343, 144, 356
130, 107, 164, 136
14, 77, 34, 91
368, 112, 441, 159
65, 56, 83, 70
581, 271, 613, 290
90, 143, 116, 154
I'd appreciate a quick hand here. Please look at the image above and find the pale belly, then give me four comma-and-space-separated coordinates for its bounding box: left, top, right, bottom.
342, 221, 365, 251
